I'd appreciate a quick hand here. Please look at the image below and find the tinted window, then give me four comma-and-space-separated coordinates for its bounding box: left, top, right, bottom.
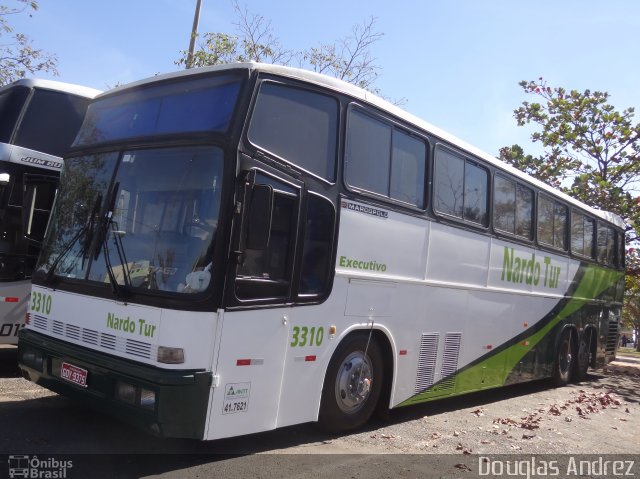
584, 218, 594, 258
571, 212, 595, 258
0, 86, 30, 142
390, 130, 426, 207
464, 162, 488, 224
299, 193, 334, 296
434, 149, 464, 218
435, 148, 488, 225
554, 203, 568, 249
494, 175, 515, 233
515, 184, 533, 239
346, 108, 426, 208
249, 83, 338, 181
76, 76, 240, 146
537, 195, 566, 249
346, 109, 391, 195
14, 89, 90, 157
597, 224, 617, 266
236, 174, 299, 300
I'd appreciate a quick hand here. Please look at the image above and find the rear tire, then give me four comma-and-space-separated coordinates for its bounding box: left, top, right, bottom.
574, 331, 591, 381
318, 333, 384, 432
552, 330, 574, 387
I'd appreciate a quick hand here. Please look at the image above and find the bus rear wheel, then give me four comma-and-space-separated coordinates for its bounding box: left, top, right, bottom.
574, 331, 591, 382
552, 330, 574, 387
318, 333, 384, 432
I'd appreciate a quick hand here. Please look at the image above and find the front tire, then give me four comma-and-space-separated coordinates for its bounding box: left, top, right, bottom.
552, 330, 574, 387
318, 333, 384, 432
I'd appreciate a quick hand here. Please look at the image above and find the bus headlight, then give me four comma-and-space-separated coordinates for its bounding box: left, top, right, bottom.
157, 346, 185, 364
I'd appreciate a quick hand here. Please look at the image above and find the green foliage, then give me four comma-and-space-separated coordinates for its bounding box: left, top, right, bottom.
0, 0, 58, 85
623, 266, 640, 351
176, 1, 383, 93
499, 78, 640, 250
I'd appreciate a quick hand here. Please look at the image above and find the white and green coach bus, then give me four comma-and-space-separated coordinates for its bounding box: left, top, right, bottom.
18, 64, 624, 439
0, 79, 100, 346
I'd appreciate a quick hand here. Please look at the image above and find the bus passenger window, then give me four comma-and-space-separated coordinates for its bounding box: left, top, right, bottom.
494, 175, 516, 233
553, 203, 568, 250
434, 149, 464, 218
346, 109, 391, 196
537, 196, 554, 246
434, 148, 488, 225
390, 130, 426, 208
597, 224, 618, 265
464, 162, 488, 225
571, 211, 585, 255
495, 176, 533, 239
515, 184, 533, 238
538, 195, 567, 250
571, 212, 595, 258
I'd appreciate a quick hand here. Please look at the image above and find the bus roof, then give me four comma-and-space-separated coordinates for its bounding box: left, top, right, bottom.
103, 62, 626, 230
1, 78, 101, 99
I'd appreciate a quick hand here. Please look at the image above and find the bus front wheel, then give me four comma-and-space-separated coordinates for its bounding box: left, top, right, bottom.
318, 333, 384, 432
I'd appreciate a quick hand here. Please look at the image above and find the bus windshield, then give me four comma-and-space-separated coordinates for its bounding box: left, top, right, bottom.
38, 146, 223, 295
74, 75, 241, 147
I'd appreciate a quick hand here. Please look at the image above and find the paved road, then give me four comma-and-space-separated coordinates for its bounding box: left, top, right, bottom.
1, 345, 638, 478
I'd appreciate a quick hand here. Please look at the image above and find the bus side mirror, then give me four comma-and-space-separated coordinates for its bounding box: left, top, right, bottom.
246, 184, 273, 250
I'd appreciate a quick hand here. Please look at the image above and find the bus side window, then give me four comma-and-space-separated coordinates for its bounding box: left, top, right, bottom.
298, 193, 334, 297
235, 175, 299, 301
434, 147, 488, 225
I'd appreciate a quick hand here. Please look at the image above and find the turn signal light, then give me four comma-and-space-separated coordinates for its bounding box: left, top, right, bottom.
157, 346, 185, 364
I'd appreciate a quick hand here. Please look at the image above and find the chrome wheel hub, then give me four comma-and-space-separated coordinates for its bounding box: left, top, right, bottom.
335, 351, 373, 414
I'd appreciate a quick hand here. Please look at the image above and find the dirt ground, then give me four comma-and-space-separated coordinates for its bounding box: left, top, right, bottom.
1, 345, 638, 457
265, 361, 640, 455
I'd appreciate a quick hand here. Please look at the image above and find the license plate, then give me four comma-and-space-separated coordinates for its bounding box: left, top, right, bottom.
60, 362, 88, 388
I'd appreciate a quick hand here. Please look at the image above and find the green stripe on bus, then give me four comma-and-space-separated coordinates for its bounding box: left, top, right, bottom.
398, 265, 622, 407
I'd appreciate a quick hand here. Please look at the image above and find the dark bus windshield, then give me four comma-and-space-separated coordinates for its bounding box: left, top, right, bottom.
1, 85, 91, 156
38, 146, 224, 295
74, 75, 241, 147
0, 86, 30, 143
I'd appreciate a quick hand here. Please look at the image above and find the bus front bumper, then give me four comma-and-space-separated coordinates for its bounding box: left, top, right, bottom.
18, 329, 212, 439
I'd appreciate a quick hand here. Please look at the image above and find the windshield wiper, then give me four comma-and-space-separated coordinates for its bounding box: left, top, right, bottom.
41, 193, 102, 284
99, 183, 131, 300
102, 220, 131, 299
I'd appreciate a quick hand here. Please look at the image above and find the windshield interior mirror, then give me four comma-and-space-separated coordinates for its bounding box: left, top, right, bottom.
246, 184, 273, 250
0, 173, 10, 186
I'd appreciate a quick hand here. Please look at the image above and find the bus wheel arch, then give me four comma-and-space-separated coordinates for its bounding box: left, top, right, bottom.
317, 329, 392, 432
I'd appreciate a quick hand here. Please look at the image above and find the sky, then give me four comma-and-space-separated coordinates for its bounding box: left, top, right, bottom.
8, 0, 640, 158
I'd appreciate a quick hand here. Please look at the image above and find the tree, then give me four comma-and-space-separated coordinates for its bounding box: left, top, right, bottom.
176, 1, 383, 92
0, 0, 58, 85
499, 78, 640, 250
622, 267, 640, 351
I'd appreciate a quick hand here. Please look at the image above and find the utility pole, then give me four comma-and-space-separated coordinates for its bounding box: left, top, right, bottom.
186, 0, 203, 69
